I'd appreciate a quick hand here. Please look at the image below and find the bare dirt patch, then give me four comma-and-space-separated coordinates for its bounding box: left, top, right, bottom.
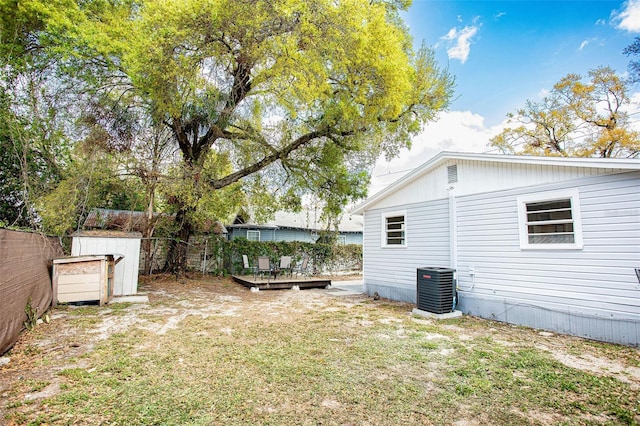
1, 274, 638, 425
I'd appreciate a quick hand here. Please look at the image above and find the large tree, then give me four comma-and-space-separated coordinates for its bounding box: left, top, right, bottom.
28, 0, 455, 271
0, 0, 74, 228
490, 66, 639, 158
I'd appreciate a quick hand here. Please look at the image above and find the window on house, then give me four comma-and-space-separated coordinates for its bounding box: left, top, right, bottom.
246, 230, 260, 242
517, 190, 583, 249
337, 235, 347, 245
383, 212, 406, 247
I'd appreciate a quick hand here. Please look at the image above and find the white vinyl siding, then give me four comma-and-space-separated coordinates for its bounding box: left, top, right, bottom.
358, 152, 640, 344
454, 172, 640, 343
517, 189, 583, 249
382, 211, 406, 247
364, 200, 449, 302
246, 230, 260, 241
367, 159, 613, 211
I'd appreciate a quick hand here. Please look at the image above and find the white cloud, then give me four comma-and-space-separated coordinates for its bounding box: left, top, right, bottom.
612, 0, 640, 32
625, 91, 640, 132
537, 88, 550, 99
367, 88, 640, 196
440, 26, 479, 64
494, 11, 506, 20
369, 110, 505, 194
579, 37, 600, 51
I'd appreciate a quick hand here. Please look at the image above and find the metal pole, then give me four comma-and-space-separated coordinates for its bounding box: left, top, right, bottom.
202, 238, 208, 274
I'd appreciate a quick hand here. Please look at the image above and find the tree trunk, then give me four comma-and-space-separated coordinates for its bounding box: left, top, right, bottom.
142, 191, 156, 275
163, 208, 193, 275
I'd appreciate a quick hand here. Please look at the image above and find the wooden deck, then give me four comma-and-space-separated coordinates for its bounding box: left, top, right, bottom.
232, 274, 331, 290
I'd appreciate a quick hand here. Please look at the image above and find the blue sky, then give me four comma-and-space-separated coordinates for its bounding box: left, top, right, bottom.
369, 0, 640, 193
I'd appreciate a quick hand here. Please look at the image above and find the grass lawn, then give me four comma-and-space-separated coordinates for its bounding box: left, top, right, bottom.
1, 274, 638, 425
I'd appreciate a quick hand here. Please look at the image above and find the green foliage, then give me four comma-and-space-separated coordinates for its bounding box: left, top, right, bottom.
0, 0, 454, 272
36, 142, 146, 235
0, 0, 85, 230
23, 297, 38, 331
0, 75, 71, 229
23, 0, 452, 268
160, 151, 245, 232
198, 237, 362, 276
490, 66, 639, 158
0, 98, 29, 227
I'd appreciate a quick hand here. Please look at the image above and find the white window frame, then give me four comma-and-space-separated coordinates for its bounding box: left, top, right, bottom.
246, 230, 261, 242
381, 210, 407, 248
517, 189, 583, 250
337, 235, 347, 245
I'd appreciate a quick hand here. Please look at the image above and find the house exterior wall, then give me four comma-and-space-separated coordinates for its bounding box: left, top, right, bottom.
229, 228, 280, 242
274, 228, 318, 242
369, 159, 612, 210
363, 198, 450, 302
454, 171, 640, 346
362, 170, 640, 345
343, 232, 363, 245
72, 235, 141, 296
229, 227, 362, 244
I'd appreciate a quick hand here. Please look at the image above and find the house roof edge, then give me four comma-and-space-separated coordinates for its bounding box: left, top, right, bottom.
351, 151, 640, 214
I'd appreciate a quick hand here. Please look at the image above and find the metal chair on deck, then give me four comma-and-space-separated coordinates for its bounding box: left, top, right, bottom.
279, 256, 292, 277
242, 255, 257, 276
256, 256, 273, 281
291, 254, 309, 277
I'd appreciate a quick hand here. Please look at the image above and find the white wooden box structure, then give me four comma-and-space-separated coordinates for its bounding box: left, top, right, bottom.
52, 255, 119, 305
71, 231, 141, 296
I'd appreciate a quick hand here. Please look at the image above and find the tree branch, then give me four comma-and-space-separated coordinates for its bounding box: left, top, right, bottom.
209, 128, 330, 189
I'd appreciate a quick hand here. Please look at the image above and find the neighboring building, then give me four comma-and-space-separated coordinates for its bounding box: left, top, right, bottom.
352, 152, 640, 345
227, 209, 363, 244
83, 208, 228, 235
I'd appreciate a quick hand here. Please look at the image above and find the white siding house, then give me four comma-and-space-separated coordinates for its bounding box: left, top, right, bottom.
352, 152, 640, 346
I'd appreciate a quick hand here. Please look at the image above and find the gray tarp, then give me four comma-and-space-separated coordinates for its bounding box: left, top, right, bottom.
0, 229, 64, 355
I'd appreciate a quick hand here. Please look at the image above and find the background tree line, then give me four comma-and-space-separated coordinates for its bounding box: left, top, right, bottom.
1, 1, 638, 274
0, 0, 454, 273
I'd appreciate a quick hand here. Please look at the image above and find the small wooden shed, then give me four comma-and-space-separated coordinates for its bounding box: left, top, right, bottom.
52, 255, 119, 305
71, 231, 141, 296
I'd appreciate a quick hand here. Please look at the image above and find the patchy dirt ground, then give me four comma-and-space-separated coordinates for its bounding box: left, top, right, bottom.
1, 274, 639, 425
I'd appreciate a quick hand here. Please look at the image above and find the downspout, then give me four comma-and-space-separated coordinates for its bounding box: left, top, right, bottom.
448, 185, 459, 310
448, 186, 457, 272
362, 211, 367, 295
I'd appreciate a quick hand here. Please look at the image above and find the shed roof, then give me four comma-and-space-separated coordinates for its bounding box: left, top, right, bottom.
352, 151, 640, 214
72, 230, 143, 238
83, 208, 227, 234
228, 210, 363, 233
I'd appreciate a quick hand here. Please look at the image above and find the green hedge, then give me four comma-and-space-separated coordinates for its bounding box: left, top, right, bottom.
201, 236, 362, 276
